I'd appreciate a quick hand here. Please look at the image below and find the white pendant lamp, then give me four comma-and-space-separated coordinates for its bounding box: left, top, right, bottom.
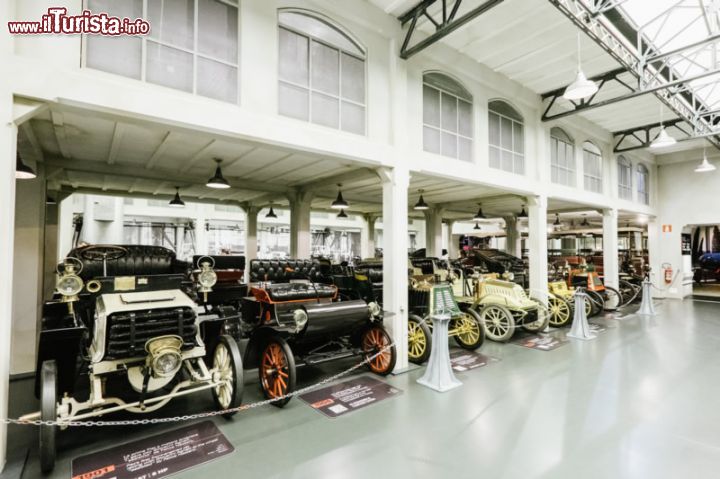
563, 33, 598, 101
650, 105, 676, 149
695, 148, 716, 173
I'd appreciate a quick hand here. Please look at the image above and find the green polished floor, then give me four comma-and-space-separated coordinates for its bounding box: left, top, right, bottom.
8, 299, 720, 479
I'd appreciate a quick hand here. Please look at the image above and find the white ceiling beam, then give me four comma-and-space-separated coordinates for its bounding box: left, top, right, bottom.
107, 122, 125, 165
295, 167, 379, 191
19, 121, 44, 163
179, 139, 216, 173
146, 131, 173, 169
50, 111, 72, 159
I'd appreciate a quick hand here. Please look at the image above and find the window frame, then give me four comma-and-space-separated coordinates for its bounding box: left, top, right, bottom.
422, 72, 474, 161
550, 127, 575, 186
488, 100, 525, 175
277, 10, 367, 135
82, 0, 240, 103
637, 163, 650, 205
617, 155, 633, 200
582, 141, 603, 193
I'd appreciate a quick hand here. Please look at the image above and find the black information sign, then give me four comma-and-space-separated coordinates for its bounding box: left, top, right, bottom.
71, 421, 233, 479
511, 330, 570, 351
449, 349, 500, 372
299, 375, 402, 418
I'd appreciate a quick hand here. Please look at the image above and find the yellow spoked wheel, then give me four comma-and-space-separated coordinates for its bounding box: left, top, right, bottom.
408, 314, 431, 364
548, 296, 572, 327
449, 309, 485, 350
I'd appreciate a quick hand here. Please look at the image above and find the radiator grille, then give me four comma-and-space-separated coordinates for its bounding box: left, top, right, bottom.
105, 307, 197, 359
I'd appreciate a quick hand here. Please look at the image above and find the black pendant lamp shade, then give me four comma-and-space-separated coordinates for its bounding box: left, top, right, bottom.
206, 158, 230, 189
581, 215, 590, 227
331, 184, 349, 209
553, 213, 561, 226
169, 187, 185, 207
473, 222, 481, 230
473, 203, 486, 220
46, 195, 57, 205
266, 205, 278, 218
337, 209, 348, 218
16, 152, 36, 179
414, 189, 429, 210
518, 205, 528, 218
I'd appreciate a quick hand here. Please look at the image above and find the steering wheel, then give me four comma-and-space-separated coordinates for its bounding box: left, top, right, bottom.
80, 245, 128, 263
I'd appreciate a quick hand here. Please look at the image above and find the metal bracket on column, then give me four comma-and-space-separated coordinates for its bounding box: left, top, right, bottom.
398, 0, 505, 59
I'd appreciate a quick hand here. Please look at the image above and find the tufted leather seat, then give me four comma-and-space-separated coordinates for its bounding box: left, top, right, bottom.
265, 282, 336, 302
249, 259, 324, 282
410, 258, 437, 275
68, 245, 190, 281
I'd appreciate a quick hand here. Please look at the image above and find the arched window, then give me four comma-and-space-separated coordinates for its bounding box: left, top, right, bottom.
637, 163, 650, 205
550, 127, 575, 186
582, 141, 603, 193
85, 0, 239, 103
423, 72, 473, 161
617, 155, 632, 200
488, 100, 524, 174
278, 10, 366, 134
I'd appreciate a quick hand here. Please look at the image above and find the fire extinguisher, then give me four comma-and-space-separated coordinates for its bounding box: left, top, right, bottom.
662, 263, 673, 284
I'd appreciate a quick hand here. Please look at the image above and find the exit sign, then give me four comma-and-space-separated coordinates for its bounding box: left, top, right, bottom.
662, 224, 672, 233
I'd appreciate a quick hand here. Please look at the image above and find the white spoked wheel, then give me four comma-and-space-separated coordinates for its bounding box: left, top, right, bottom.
523, 302, 550, 332
212, 335, 243, 417
480, 304, 515, 342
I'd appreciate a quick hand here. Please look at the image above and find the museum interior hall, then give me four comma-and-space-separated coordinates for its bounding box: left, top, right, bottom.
2, 1, 720, 478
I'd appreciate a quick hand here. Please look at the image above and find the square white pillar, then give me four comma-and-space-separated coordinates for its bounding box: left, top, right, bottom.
361, 214, 377, 259
424, 206, 444, 258
602, 208, 619, 289
244, 205, 259, 282
289, 190, 313, 258
527, 195, 548, 300
504, 215, 521, 257
445, 220, 458, 259
379, 166, 409, 372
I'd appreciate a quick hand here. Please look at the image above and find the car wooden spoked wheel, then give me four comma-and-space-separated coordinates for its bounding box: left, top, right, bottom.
39, 360, 58, 474
450, 309, 485, 350
361, 325, 396, 375
408, 314, 431, 364
586, 290, 605, 316
212, 335, 243, 417
548, 296, 572, 328
523, 302, 550, 332
480, 304, 515, 342
619, 280, 640, 306
259, 337, 296, 408
601, 286, 623, 312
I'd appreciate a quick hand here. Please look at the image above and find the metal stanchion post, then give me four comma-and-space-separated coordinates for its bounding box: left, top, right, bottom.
417, 310, 462, 392
637, 279, 656, 316
567, 289, 597, 341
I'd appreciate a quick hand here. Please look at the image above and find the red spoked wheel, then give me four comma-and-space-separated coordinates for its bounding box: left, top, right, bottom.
259, 336, 296, 408
361, 325, 397, 376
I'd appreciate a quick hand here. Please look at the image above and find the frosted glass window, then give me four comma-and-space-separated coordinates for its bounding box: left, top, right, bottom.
198, 0, 237, 62
618, 156, 633, 200
583, 142, 603, 193
550, 127, 575, 187
148, 0, 194, 50
422, 73, 473, 161
278, 12, 366, 135
197, 57, 237, 103
85, 0, 239, 104
146, 42, 193, 93
488, 100, 524, 174
637, 164, 649, 205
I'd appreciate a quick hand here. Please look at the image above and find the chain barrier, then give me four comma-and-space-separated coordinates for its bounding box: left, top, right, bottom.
2, 339, 398, 428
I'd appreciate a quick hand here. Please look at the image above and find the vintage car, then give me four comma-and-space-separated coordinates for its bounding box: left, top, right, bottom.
242, 259, 395, 407
461, 248, 528, 288
547, 280, 598, 326
461, 275, 549, 342
22, 245, 243, 473
567, 269, 623, 312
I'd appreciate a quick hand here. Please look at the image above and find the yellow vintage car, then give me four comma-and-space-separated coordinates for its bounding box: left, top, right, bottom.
547, 280, 596, 327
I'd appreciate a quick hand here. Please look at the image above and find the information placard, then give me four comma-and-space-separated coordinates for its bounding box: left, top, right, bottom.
299, 375, 402, 418
449, 349, 500, 371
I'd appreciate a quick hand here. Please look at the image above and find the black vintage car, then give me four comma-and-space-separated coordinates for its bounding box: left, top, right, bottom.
22, 245, 243, 473
241, 259, 395, 407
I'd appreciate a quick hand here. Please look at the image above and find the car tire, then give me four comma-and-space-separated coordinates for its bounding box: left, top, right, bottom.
39, 360, 57, 474
408, 314, 432, 364
548, 296, 572, 328
259, 336, 296, 408
211, 335, 244, 418
480, 304, 515, 342
602, 286, 623, 312
361, 325, 397, 375
451, 308, 485, 350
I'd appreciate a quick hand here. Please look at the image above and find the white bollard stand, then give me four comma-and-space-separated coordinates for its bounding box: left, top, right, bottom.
637, 280, 656, 316
417, 311, 462, 392
567, 290, 597, 341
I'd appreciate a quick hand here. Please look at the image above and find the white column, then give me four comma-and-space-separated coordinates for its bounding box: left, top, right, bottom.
647, 217, 660, 288
57, 195, 74, 261
424, 206, 444, 258
504, 215, 521, 257
194, 205, 208, 255
244, 205, 259, 282
380, 166, 409, 372
0, 100, 18, 472
527, 195, 548, 300
289, 190, 313, 258
602, 208, 619, 289
446, 220, 458, 259
361, 214, 377, 259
